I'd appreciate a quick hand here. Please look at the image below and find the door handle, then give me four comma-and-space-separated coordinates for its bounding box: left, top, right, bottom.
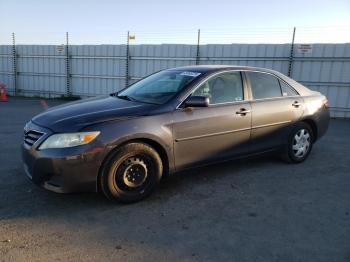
236, 108, 251, 115
292, 101, 301, 107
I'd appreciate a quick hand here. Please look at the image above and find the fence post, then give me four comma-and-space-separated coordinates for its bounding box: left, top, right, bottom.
65, 32, 71, 96
196, 29, 201, 65
125, 31, 130, 88
288, 27, 296, 77
12, 32, 17, 96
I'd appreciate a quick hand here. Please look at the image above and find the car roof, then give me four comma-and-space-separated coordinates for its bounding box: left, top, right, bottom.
167, 65, 274, 74
167, 65, 315, 96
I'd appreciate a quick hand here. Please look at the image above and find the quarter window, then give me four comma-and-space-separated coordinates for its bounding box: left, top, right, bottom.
248, 72, 282, 99
192, 72, 243, 104
280, 80, 299, 96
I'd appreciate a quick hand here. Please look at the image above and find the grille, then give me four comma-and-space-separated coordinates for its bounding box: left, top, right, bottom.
24, 130, 44, 146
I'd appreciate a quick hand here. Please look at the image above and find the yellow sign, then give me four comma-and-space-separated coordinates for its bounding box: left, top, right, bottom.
129, 35, 136, 40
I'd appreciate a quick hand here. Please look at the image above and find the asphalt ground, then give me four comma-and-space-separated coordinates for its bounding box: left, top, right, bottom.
0, 97, 349, 262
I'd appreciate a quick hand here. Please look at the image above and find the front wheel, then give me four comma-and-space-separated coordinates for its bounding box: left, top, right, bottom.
282, 122, 314, 163
100, 143, 163, 203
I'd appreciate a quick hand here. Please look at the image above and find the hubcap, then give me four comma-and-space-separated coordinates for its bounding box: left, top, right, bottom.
121, 157, 148, 188
292, 129, 311, 158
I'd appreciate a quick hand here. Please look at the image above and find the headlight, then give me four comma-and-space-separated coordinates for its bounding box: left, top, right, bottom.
39, 131, 100, 149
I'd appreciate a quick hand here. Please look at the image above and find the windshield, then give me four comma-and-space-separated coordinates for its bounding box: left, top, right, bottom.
117, 70, 201, 105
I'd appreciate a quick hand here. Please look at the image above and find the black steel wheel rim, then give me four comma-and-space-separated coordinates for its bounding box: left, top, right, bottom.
114, 154, 153, 192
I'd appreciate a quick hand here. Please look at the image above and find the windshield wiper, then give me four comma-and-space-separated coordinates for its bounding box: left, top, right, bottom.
116, 94, 137, 102
112, 93, 158, 104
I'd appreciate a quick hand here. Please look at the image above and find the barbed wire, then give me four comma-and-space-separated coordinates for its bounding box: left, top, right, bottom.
0, 26, 349, 45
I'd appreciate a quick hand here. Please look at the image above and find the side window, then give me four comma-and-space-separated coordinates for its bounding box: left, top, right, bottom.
248, 72, 282, 99
280, 80, 299, 96
192, 72, 243, 104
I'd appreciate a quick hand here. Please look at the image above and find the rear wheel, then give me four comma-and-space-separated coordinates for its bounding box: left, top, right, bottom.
282, 122, 314, 163
100, 143, 163, 203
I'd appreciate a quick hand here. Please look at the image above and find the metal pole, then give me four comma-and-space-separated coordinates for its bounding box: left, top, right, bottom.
196, 29, 201, 65
288, 27, 296, 77
125, 31, 130, 88
65, 32, 71, 96
12, 32, 17, 96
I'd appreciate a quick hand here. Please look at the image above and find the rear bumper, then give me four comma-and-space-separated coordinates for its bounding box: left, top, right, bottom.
21, 123, 106, 193
315, 106, 330, 140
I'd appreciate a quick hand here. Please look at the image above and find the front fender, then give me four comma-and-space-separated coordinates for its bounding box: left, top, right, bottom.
84, 114, 175, 173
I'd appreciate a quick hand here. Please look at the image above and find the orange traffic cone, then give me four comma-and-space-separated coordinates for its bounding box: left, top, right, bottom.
0, 83, 8, 102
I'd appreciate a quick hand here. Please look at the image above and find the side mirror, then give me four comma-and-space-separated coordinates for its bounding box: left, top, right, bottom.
184, 96, 209, 108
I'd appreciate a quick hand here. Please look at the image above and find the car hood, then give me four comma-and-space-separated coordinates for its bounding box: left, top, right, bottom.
32, 95, 155, 132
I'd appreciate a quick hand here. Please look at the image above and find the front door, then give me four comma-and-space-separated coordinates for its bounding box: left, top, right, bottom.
172, 71, 252, 171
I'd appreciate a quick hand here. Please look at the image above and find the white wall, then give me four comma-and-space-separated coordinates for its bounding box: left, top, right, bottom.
0, 43, 349, 117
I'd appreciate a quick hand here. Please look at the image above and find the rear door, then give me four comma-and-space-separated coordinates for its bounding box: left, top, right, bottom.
172, 71, 252, 170
245, 71, 304, 151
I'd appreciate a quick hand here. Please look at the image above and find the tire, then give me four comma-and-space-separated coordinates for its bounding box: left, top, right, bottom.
281, 122, 314, 163
100, 142, 163, 203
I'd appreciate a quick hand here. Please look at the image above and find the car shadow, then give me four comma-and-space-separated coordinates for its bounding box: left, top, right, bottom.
1, 153, 281, 222
157, 153, 280, 198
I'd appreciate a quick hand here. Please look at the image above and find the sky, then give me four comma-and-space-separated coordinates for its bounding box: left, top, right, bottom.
0, 0, 349, 44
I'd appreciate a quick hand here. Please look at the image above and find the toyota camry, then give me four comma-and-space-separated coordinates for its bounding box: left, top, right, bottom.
22, 65, 330, 202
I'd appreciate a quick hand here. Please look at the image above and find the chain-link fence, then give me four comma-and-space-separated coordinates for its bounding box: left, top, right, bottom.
0, 26, 349, 117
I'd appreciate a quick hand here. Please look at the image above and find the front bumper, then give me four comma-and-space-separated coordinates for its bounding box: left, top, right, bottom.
21, 122, 105, 193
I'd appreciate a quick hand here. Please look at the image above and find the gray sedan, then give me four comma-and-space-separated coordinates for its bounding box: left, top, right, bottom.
22, 65, 330, 202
